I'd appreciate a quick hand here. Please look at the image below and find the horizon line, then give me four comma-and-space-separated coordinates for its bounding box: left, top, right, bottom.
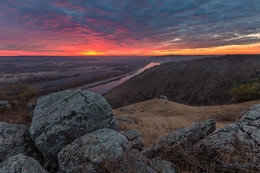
2, 53, 260, 57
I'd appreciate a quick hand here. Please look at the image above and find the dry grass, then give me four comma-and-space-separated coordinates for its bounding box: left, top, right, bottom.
114, 99, 260, 148
0, 102, 32, 126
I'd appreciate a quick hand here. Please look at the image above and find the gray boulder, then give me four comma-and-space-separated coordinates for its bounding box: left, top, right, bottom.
0, 122, 42, 163
30, 90, 118, 161
0, 154, 47, 173
195, 104, 260, 171
159, 95, 168, 100
145, 119, 216, 161
58, 128, 130, 172
124, 130, 144, 150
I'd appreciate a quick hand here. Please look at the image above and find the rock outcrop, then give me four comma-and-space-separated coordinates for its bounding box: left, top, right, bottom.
145, 119, 216, 161
195, 104, 260, 171
30, 90, 118, 160
2, 88, 259, 172
124, 130, 144, 150
0, 122, 42, 163
58, 128, 177, 173
144, 105, 260, 172
58, 128, 130, 172
0, 154, 47, 173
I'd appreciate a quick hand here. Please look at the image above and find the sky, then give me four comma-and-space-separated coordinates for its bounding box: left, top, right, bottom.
0, 0, 260, 56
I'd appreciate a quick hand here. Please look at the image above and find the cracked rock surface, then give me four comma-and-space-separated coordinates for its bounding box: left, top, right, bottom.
196, 104, 260, 171
0, 122, 42, 163
124, 130, 144, 150
30, 89, 118, 161
0, 154, 47, 173
57, 128, 130, 172
144, 119, 216, 161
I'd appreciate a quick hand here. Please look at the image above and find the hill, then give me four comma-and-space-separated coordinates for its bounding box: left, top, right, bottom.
113, 98, 260, 148
104, 54, 260, 108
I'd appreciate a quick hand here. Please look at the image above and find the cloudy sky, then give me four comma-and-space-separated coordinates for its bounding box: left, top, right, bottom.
0, 0, 260, 55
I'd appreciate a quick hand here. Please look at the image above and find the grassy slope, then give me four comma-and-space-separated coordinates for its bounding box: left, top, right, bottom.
114, 99, 260, 148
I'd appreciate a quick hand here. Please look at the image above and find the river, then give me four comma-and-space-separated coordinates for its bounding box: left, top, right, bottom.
86, 62, 160, 94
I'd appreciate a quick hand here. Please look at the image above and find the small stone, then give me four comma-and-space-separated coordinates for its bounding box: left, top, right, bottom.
159, 95, 168, 100
125, 130, 144, 150
118, 116, 136, 124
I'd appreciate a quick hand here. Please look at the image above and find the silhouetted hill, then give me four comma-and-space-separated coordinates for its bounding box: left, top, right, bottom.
104, 54, 260, 108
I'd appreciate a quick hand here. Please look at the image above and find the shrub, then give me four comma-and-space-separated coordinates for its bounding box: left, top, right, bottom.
0, 83, 39, 102
0, 83, 38, 126
229, 82, 260, 102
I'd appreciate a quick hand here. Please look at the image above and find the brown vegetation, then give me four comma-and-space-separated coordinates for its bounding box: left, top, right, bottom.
114, 99, 260, 148
0, 83, 38, 126
0, 83, 38, 102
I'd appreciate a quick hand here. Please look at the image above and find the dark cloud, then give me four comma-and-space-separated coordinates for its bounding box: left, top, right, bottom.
0, 0, 260, 51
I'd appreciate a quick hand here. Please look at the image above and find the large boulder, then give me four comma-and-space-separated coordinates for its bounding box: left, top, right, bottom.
195, 104, 260, 171
145, 119, 216, 163
0, 154, 47, 173
0, 122, 42, 163
30, 90, 118, 161
58, 128, 130, 172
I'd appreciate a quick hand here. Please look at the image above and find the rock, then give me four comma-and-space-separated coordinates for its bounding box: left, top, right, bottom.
42, 159, 59, 173
0, 154, 47, 173
30, 89, 118, 161
149, 158, 177, 173
0, 122, 43, 163
118, 116, 136, 124
0, 100, 10, 110
124, 129, 140, 140
27, 102, 36, 110
58, 128, 130, 172
144, 119, 216, 162
195, 104, 260, 171
159, 95, 168, 100
119, 108, 133, 114
124, 130, 144, 150
121, 150, 156, 173
121, 149, 177, 173
239, 104, 260, 123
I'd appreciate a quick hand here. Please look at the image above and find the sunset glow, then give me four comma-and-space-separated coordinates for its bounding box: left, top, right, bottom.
0, 0, 259, 56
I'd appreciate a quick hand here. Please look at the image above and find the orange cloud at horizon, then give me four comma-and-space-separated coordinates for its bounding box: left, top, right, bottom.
0, 43, 259, 56
149, 43, 260, 56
